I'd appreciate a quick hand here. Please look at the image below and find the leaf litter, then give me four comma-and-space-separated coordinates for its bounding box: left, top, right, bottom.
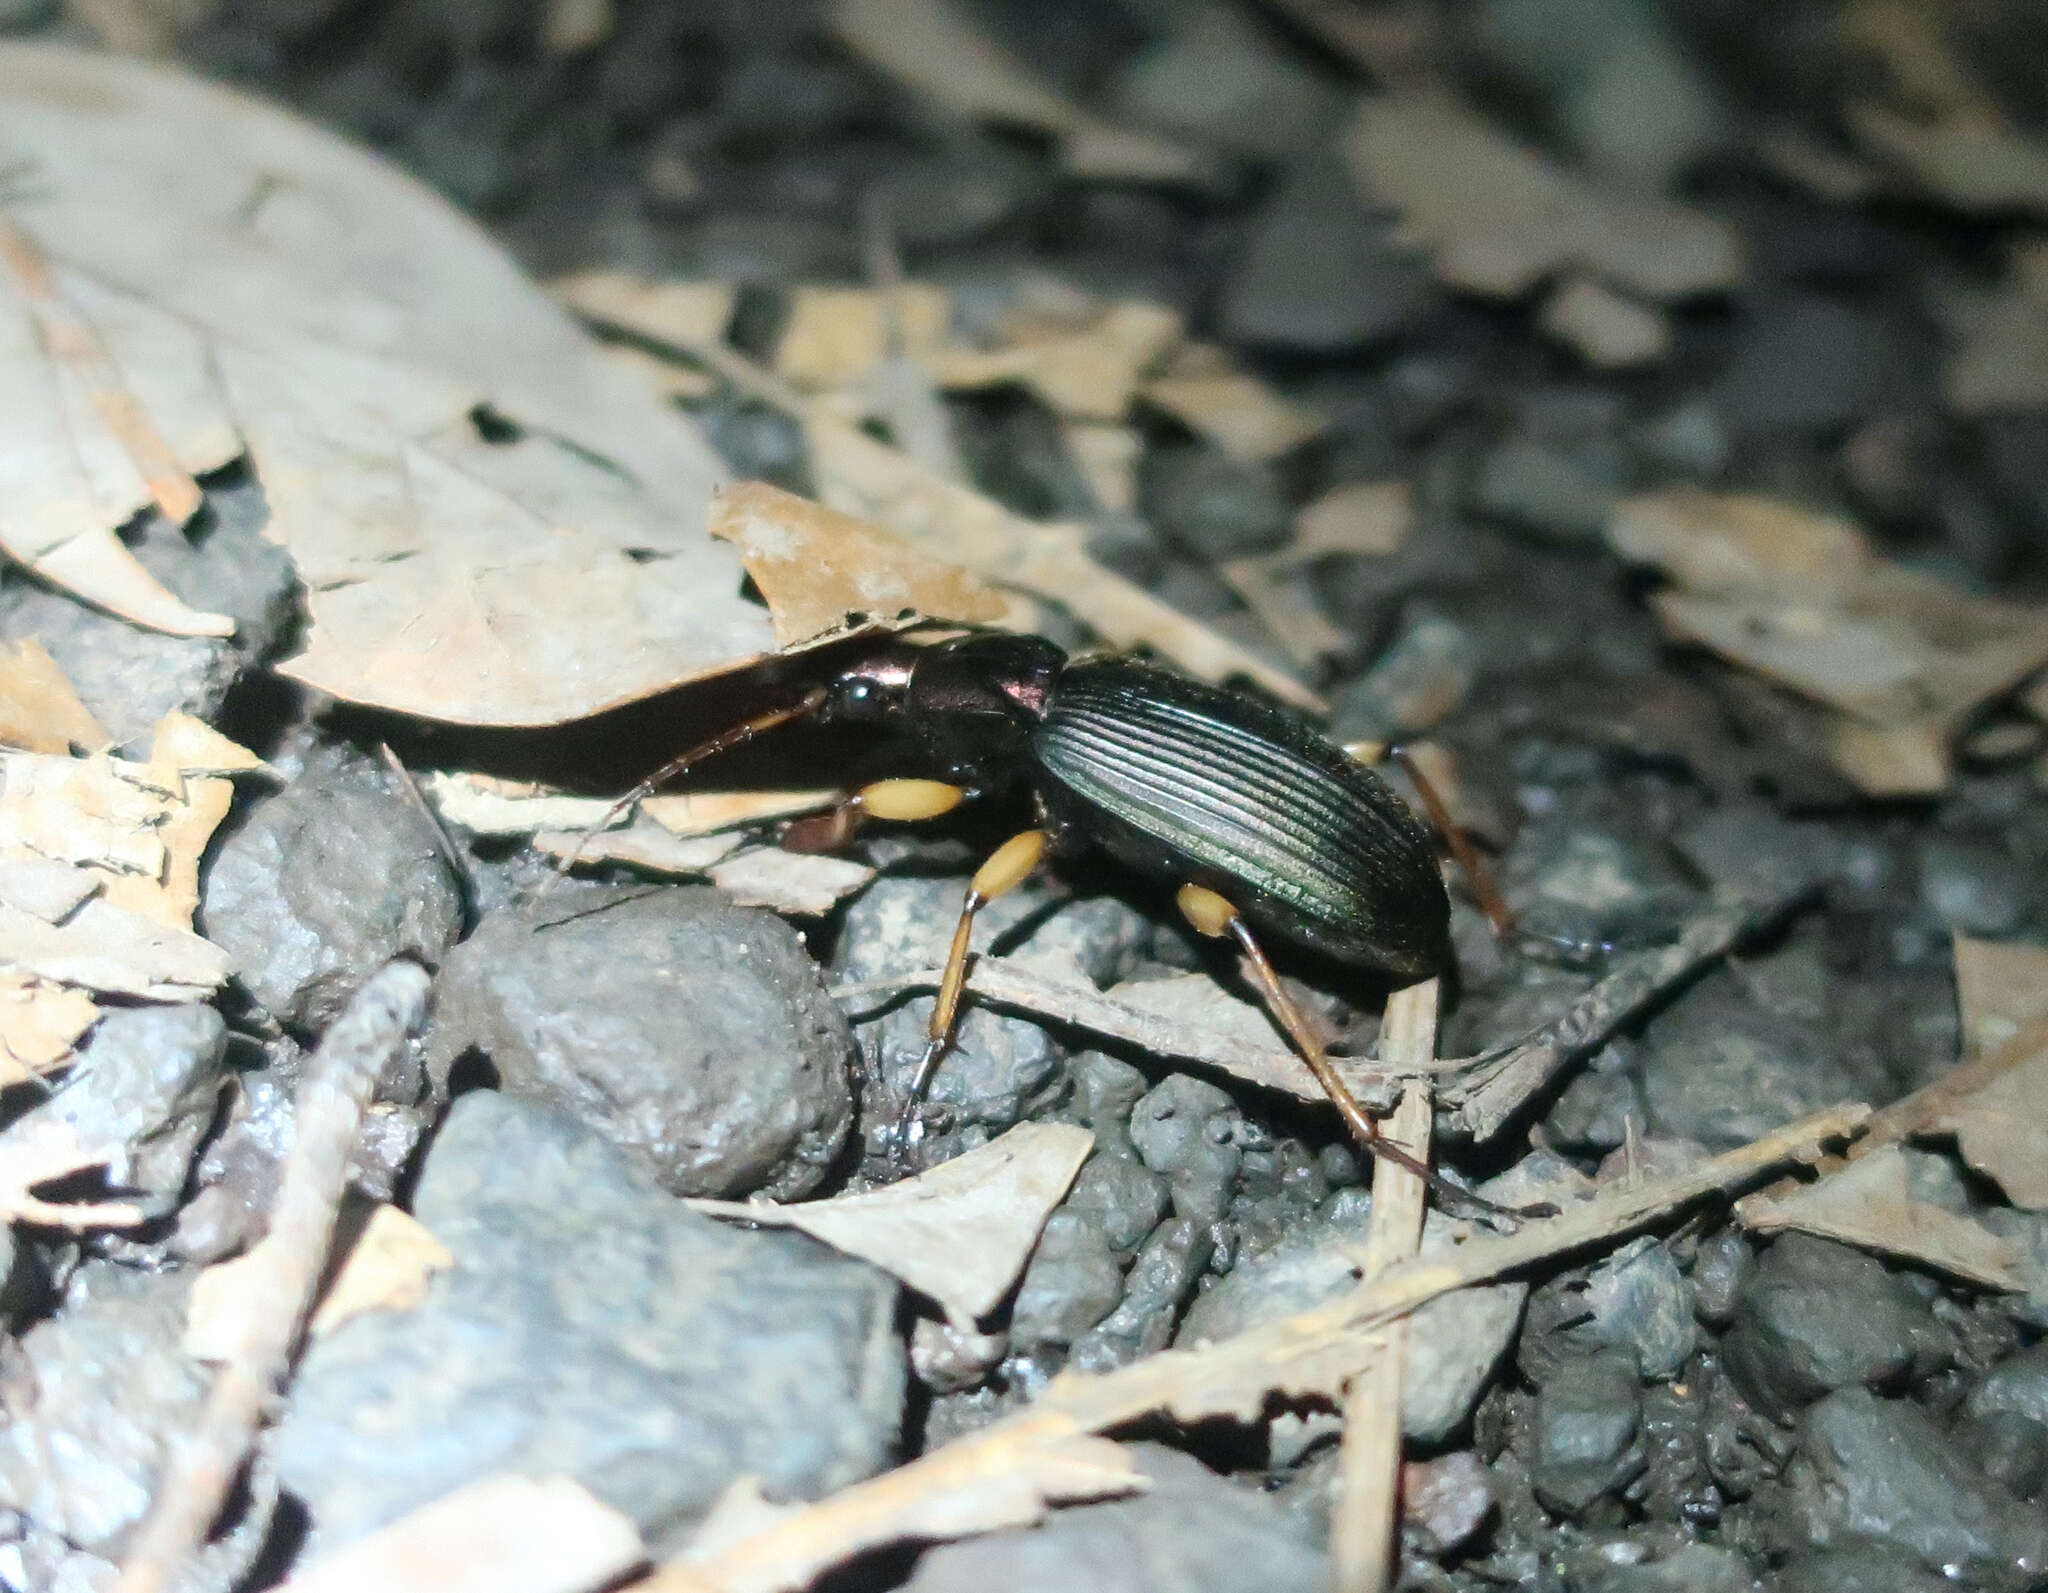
1608, 488, 2048, 793
686, 1122, 1093, 1327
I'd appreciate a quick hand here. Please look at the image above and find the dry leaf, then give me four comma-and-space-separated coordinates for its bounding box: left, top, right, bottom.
1849, 102, 2048, 214
1290, 480, 1412, 562
775, 285, 953, 393
828, 0, 1206, 184
1346, 94, 1742, 300
804, 410, 1323, 711
656, 1436, 1144, 1593
924, 302, 1183, 422
687, 1121, 1093, 1325
0, 638, 111, 754
0, 45, 809, 726
549, 287, 1323, 711
1736, 1143, 2020, 1290
0, 716, 251, 997
0, 972, 98, 1079
1218, 559, 1347, 669
706, 847, 875, 917
1611, 489, 2048, 792
281, 1473, 644, 1593
1538, 276, 1670, 368
552, 270, 738, 349
1609, 490, 1873, 604
309, 1202, 455, 1339
650, 1106, 1864, 1593
185, 1201, 454, 1360
1954, 935, 2048, 1058
1061, 421, 1141, 513
1141, 368, 1323, 463
1936, 1042, 2048, 1210
533, 819, 745, 876
709, 480, 1008, 647
0, 215, 235, 638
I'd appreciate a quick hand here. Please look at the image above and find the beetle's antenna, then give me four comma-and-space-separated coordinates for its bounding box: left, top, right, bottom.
527, 687, 829, 915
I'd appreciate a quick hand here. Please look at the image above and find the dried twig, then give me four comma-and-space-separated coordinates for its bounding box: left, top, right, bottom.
112, 961, 433, 1593
1331, 981, 1435, 1593
1446, 887, 1810, 1138
643, 1101, 1865, 1593
1852, 1011, 2048, 1159
831, 886, 1809, 1136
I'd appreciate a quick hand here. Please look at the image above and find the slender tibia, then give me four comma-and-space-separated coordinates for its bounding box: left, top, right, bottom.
895, 828, 1049, 1153
1174, 883, 1548, 1225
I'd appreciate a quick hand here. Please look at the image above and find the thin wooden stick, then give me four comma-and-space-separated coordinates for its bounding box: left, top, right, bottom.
1332, 980, 1437, 1592
112, 962, 432, 1593
640, 1101, 1865, 1593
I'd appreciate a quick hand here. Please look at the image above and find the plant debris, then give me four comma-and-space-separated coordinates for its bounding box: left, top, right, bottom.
1609, 489, 2048, 793
687, 1121, 1092, 1326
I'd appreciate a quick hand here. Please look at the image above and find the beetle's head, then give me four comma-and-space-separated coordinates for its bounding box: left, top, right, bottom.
821, 646, 916, 724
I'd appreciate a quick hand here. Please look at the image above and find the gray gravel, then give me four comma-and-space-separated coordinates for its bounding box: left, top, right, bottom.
202, 745, 464, 1031
900, 1442, 1327, 1593
1721, 1235, 1949, 1421
0, 1264, 203, 1556
427, 887, 854, 1199
5, 1003, 226, 1220
1783, 1387, 2048, 1579
274, 1091, 903, 1554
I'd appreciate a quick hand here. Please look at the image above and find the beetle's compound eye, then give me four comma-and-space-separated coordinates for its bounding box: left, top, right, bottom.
825, 652, 913, 721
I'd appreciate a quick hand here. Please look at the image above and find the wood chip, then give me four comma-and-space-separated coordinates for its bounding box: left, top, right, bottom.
687, 1122, 1093, 1325
1346, 94, 1742, 301
1736, 1142, 2021, 1290
0, 639, 111, 754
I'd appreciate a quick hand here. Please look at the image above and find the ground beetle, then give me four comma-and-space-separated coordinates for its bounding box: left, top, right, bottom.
551, 629, 1536, 1221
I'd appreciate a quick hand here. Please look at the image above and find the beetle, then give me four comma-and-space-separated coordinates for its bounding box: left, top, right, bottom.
547, 628, 1539, 1222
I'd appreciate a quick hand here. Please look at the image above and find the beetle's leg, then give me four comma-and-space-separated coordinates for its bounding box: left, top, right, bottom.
1347, 741, 1517, 941
894, 828, 1050, 1155
1175, 883, 1550, 1226
783, 777, 968, 853
533, 688, 829, 910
